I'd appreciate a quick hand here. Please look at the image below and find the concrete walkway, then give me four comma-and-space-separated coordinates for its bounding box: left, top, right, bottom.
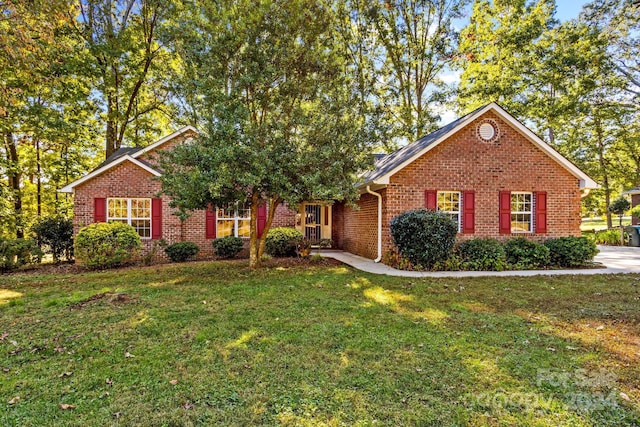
315, 245, 640, 277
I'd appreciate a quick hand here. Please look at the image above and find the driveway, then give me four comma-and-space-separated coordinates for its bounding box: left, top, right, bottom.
594, 245, 640, 273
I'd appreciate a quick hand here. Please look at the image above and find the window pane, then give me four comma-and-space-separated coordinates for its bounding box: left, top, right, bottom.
131, 199, 150, 219
131, 219, 151, 238
217, 219, 234, 237
238, 202, 251, 219
218, 204, 234, 219
237, 219, 250, 237
108, 198, 127, 219
511, 214, 531, 232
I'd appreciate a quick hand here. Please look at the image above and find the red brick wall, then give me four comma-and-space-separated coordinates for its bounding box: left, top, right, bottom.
331, 202, 344, 249
341, 191, 385, 259
377, 111, 582, 257
73, 161, 215, 259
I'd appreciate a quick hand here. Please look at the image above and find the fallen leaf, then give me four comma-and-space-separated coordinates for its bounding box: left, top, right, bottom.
2, 368, 9, 373
8, 396, 20, 405
546, 347, 556, 352
58, 371, 73, 378
9, 340, 17, 346
113, 412, 121, 419
124, 351, 135, 358
596, 325, 605, 331
106, 378, 113, 386
415, 368, 422, 372
183, 402, 194, 410
202, 300, 206, 304
566, 346, 578, 350
0, 333, 8, 341
59, 403, 76, 410
169, 379, 178, 385
620, 392, 630, 402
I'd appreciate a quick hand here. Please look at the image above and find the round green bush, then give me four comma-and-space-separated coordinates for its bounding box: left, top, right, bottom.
544, 236, 599, 267
265, 227, 303, 257
504, 237, 550, 268
74, 222, 141, 268
31, 215, 74, 262
164, 241, 200, 262
457, 238, 507, 271
212, 236, 244, 258
0, 238, 42, 272
390, 209, 457, 269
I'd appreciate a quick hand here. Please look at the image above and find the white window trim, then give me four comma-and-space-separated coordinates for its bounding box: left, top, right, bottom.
437, 191, 461, 232
107, 197, 152, 239
217, 202, 251, 238
510, 192, 533, 233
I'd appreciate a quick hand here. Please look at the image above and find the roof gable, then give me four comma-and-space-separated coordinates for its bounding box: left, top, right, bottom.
58, 126, 197, 193
362, 103, 598, 189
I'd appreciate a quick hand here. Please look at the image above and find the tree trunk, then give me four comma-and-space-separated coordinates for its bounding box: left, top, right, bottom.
106, 93, 118, 159
4, 132, 23, 238
36, 138, 41, 216
594, 116, 612, 228
248, 190, 260, 270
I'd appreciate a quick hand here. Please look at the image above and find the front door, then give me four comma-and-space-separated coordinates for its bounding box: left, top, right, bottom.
304, 204, 322, 241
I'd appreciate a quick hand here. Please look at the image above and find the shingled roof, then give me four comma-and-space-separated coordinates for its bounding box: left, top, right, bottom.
361, 105, 486, 185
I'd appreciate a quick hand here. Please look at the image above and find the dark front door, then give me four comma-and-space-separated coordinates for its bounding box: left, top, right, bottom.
304, 204, 321, 241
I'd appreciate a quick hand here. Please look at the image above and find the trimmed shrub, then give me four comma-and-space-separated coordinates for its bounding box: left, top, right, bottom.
544, 236, 599, 267
74, 222, 141, 268
212, 236, 244, 258
265, 227, 303, 257
457, 238, 507, 271
0, 238, 42, 272
390, 209, 457, 269
504, 237, 550, 269
31, 215, 74, 262
164, 241, 200, 262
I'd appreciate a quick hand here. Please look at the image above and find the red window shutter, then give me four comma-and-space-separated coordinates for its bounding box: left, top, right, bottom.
94, 198, 106, 223
499, 191, 511, 234
424, 190, 437, 210
205, 206, 217, 239
151, 198, 162, 240
462, 191, 475, 234
535, 191, 547, 233
257, 203, 267, 238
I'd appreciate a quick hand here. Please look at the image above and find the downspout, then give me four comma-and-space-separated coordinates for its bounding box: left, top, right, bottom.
366, 185, 383, 262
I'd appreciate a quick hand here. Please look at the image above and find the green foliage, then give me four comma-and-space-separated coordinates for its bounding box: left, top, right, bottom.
390, 209, 457, 269
316, 238, 333, 249
265, 228, 303, 258
74, 222, 141, 268
31, 215, 74, 262
586, 229, 628, 246
631, 205, 640, 220
212, 236, 244, 259
504, 237, 550, 269
164, 242, 200, 262
544, 236, 599, 267
0, 238, 42, 272
457, 238, 507, 271
609, 196, 631, 215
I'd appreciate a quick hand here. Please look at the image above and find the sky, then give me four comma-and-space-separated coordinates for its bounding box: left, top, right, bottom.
439, 0, 593, 125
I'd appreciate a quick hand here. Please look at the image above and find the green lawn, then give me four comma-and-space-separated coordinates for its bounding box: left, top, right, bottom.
581, 217, 631, 231
1, 260, 639, 426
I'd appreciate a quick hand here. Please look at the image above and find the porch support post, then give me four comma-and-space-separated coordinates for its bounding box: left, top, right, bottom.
366, 186, 383, 263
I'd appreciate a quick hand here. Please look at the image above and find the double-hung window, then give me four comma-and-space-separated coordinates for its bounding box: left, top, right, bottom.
217, 202, 251, 238
437, 191, 461, 231
510, 192, 532, 232
107, 198, 151, 238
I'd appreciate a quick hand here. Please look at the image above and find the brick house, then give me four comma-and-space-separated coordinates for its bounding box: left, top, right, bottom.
60, 103, 597, 261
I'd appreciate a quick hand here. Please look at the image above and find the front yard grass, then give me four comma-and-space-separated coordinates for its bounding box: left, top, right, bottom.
1, 260, 639, 426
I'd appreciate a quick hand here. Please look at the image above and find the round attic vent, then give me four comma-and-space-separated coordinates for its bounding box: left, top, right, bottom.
476, 119, 499, 143
478, 122, 495, 140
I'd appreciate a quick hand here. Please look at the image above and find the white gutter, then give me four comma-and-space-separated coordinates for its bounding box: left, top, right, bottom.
366, 185, 383, 263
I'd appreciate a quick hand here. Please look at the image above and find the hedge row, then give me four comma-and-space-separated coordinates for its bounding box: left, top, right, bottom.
389, 209, 598, 271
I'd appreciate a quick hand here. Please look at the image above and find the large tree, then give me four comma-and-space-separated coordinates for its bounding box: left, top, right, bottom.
159, 0, 376, 269
72, 0, 176, 158
361, 0, 468, 143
